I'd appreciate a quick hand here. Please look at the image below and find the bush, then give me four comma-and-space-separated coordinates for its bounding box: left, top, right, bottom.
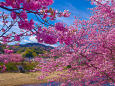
0, 62, 38, 72
5, 62, 18, 72
22, 62, 38, 71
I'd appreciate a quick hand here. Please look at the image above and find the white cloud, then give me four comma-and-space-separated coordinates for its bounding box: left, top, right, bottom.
29, 36, 38, 43
23, 40, 31, 43
41, 43, 58, 47
20, 36, 37, 44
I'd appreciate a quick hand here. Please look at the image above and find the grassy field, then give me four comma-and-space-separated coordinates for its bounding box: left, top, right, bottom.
0, 71, 67, 86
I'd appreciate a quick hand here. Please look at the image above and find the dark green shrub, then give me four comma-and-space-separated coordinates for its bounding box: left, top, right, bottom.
0, 62, 38, 72
5, 63, 18, 72
22, 62, 38, 71
66, 65, 71, 69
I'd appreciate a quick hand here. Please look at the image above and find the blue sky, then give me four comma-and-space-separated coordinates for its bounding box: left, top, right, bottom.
0, 0, 95, 46
26, 0, 95, 25
51, 0, 95, 24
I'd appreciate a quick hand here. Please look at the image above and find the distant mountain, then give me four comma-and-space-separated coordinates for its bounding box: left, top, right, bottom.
18, 43, 54, 50
0, 43, 54, 55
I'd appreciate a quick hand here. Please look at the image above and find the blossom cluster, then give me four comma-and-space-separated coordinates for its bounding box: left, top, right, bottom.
4, 49, 14, 54
0, 65, 6, 72
0, 54, 24, 63
37, 27, 58, 44
0, 0, 70, 44
0, 54, 24, 72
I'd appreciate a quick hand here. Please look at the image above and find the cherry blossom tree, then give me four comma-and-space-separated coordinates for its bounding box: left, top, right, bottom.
0, 0, 115, 86
34, 0, 115, 85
